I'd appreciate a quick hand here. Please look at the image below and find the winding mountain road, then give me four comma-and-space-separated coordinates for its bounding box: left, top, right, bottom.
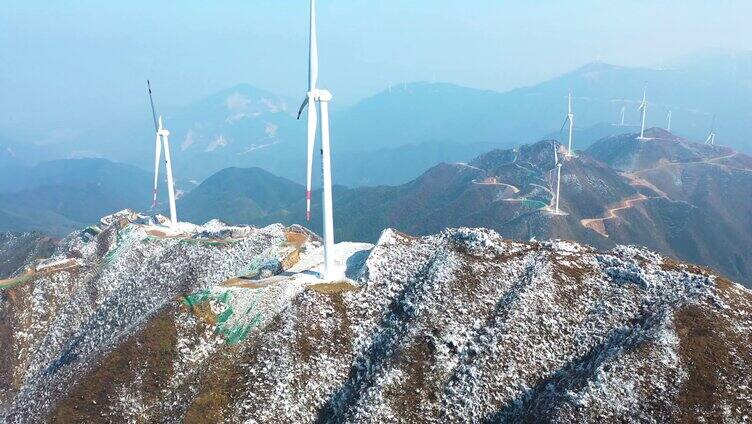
580, 193, 652, 237
579, 150, 740, 237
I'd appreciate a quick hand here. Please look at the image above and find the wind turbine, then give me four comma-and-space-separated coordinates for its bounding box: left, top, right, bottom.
667, 110, 672, 132
147, 81, 178, 227
637, 85, 648, 140
705, 115, 716, 145
296, 0, 336, 279
553, 142, 563, 214
559, 91, 575, 158
620, 105, 626, 126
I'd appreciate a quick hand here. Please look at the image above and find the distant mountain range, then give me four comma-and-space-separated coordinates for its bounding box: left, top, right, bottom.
178, 129, 752, 287
0, 158, 164, 235
4, 127, 750, 287
5, 51, 752, 188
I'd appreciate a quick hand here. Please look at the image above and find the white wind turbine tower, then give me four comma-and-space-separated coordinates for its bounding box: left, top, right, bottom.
637, 85, 648, 140
620, 105, 626, 126
147, 81, 178, 227
666, 110, 672, 132
296, 0, 336, 280
705, 115, 716, 145
560, 91, 575, 157
553, 142, 564, 215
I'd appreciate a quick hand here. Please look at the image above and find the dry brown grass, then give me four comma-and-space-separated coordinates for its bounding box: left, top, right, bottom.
673, 304, 750, 422
385, 335, 438, 420
184, 299, 217, 326
51, 308, 178, 423
183, 351, 246, 424
0, 289, 18, 402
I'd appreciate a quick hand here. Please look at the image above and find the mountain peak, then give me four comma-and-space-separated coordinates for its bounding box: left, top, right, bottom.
586, 128, 736, 172
2, 212, 750, 422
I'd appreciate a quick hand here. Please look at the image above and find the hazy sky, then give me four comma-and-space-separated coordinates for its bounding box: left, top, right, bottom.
1, 0, 751, 141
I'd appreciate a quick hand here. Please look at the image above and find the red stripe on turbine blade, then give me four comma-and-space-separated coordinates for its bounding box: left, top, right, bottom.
306, 190, 312, 200
306, 211, 311, 222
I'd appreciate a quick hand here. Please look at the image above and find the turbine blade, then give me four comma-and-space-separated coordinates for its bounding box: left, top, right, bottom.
147, 80, 159, 133
306, 101, 318, 221
297, 97, 309, 120
559, 116, 569, 132
308, 0, 319, 91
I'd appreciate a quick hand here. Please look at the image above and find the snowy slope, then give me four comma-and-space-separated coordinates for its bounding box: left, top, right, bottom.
1, 213, 750, 422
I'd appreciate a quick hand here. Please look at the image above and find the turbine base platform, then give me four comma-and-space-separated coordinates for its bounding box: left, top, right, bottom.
542, 207, 569, 216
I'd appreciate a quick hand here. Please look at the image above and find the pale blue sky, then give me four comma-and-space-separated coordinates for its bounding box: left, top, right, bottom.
1, 1, 750, 141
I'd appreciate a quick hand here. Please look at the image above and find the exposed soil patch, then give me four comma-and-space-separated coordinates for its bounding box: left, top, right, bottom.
307, 281, 359, 294
285, 230, 309, 247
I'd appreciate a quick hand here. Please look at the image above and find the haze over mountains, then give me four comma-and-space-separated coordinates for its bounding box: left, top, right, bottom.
0, 159, 164, 235
3, 51, 752, 189
2, 51, 752, 288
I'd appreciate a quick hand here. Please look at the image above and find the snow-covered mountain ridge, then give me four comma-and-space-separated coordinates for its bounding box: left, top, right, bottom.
1, 211, 750, 422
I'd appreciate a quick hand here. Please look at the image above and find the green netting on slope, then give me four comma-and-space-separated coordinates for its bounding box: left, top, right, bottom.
182, 288, 263, 345
522, 199, 548, 209
101, 225, 138, 265
222, 313, 262, 345
183, 290, 212, 307
237, 250, 281, 278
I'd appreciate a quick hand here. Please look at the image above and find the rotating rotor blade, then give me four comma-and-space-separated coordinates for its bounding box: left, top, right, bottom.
308, 0, 319, 92
147, 80, 159, 133
297, 97, 309, 120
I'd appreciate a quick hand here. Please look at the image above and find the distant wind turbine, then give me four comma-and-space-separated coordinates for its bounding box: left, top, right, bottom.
705, 115, 716, 145
296, 0, 336, 279
559, 91, 575, 158
637, 85, 648, 140
147, 80, 178, 227
667, 110, 672, 132
620, 105, 626, 126
553, 142, 563, 215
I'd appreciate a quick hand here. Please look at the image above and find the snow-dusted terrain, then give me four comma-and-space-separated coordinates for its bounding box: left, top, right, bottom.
1, 211, 750, 423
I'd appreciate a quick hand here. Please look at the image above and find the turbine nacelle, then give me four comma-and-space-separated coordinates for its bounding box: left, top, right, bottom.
308, 89, 332, 102
157, 117, 170, 137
